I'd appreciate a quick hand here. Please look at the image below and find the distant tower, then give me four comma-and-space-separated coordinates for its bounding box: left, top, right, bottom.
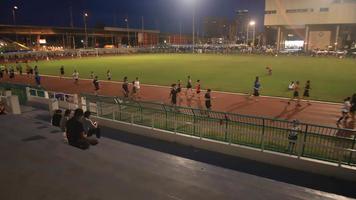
235, 9, 249, 43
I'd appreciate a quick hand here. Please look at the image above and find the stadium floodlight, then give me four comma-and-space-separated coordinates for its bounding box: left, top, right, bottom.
247, 20, 256, 46
83, 13, 89, 48
182, 0, 197, 53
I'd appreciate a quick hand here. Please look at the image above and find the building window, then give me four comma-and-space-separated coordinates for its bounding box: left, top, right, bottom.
320, 8, 329, 12
286, 9, 309, 13
265, 10, 277, 14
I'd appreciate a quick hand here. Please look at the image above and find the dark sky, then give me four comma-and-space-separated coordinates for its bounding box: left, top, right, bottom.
0, 0, 265, 33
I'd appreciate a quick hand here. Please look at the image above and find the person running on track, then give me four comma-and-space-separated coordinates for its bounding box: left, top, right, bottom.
122, 76, 130, 98
169, 84, 178, 107
73, 70, 79, 84
205, 89, 213, 111
186, 75, 192, 89
250, 76, 261, 101
107, 70, 112, 81
177, 80, 183, 106
90, 71, 95, 80
132, 77, 141, 100
93, 76, 100, 95
60, 66, 65, 79
337, 97, 351, 127
288, 81, 301, 106
303, 80, 312, 105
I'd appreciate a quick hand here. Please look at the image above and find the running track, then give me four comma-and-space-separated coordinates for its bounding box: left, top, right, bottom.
1, 74, 353, 129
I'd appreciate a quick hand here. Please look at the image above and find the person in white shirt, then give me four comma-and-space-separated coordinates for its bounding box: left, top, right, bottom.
337, 97, 351, 126
288, 81, 295, 90
73, 70, 79, 84
132, 77, 141, 100
82, 111, 101, 139
288, 120, 300, 154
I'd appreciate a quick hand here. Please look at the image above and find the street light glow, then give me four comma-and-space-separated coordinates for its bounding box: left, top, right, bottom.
13, 6, 18, 10
249, 21, 256, 26
84, 13, 88, 17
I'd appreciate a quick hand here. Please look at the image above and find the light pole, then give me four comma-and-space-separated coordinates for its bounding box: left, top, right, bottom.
12, 6, 18, 25
83, 13, 88, 48
192, 7, 195, 53
125, 18, 130, 46
247, 20, 256, 46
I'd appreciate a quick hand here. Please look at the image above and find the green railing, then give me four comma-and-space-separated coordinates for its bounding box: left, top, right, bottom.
0, 82, 32, 104
83, 94, 356, 166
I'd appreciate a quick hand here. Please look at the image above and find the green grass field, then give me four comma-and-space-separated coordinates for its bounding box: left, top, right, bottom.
28, 54, 356, 102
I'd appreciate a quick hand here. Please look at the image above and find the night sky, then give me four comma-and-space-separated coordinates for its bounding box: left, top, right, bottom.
0, 0, 265, 33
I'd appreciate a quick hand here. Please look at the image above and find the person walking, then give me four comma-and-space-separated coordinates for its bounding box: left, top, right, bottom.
122, 76, 130, 98
169, 84, 178, 107
132, 77, 141, 100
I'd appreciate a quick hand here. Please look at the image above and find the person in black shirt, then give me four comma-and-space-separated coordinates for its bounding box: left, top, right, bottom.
122, 76, 129, 98
60, 66, 65, 78
205, 89, 212, 110
93, 76, 100, 95
177, 80, 183, 106
303, 80, 311, 105
66, 109, 90, 150
170, 84, 178, 106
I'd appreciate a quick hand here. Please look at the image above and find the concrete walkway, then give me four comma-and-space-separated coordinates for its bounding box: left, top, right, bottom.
0, 107, 355, 200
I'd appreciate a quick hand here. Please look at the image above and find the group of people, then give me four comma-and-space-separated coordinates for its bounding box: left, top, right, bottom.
56, 108, 101, 150
337, 94, 356, 127
169, 76, 213, 110
0, 62, 42, 86
287, 80, 312, 106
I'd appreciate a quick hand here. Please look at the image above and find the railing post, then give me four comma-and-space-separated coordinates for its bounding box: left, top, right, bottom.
261, 118, 265, 152
348, 135, 356, 165
224, 113, 228, 142
151, 117, 155, 129
174, 120, 177, 134
301, 125, 309, 157
192, 109, 196, 135
297, 125, 307, 159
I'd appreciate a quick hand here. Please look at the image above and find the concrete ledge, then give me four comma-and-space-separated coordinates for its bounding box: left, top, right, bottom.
94, 116, 356, 182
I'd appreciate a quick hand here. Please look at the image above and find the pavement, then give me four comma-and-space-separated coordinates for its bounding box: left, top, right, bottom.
0, 106, 355, 200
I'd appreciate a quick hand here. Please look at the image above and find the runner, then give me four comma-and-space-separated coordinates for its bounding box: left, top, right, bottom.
205, 89, 212, 110
107, 70, 112, 81
185, 87, 194, 107
90, 71, 95, 79
132, 77, 141, 100
122, 76, 130, 98
34, 65, 39, 76
337, 97, 351, 127
303, 80, 311, 105
60, 66, 65, 78
195, 80, 201, 95
169, 84, 178, 107
26, 64, 31, 77
288, 81, 301, 106
250, 76, 261, 101
93, 76, 100, 95
35, 73, 41, 87
266, 66, 272, 76
177, 80, 183, 106
73, 70, 79, 84
186, 75, 192, 89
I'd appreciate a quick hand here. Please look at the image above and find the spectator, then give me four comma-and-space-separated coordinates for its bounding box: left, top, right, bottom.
83, 111, 101, 139
66, 109, 98, 150
351, 93, 356, 120
0, 101, 6, 115
288, 120, 300, 154
60, 109, 72, 143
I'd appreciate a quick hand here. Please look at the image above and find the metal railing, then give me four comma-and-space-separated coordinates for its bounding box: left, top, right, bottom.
83, 94, 356, 166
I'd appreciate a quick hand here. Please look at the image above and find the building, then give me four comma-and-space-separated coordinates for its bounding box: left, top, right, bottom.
264, 0, 356, 51
203, 17, 230, 43
235, 10, 250, 43
0, 24, 160, 49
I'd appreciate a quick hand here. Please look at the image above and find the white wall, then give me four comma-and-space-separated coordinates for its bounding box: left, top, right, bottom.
265, 0, 356, 26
